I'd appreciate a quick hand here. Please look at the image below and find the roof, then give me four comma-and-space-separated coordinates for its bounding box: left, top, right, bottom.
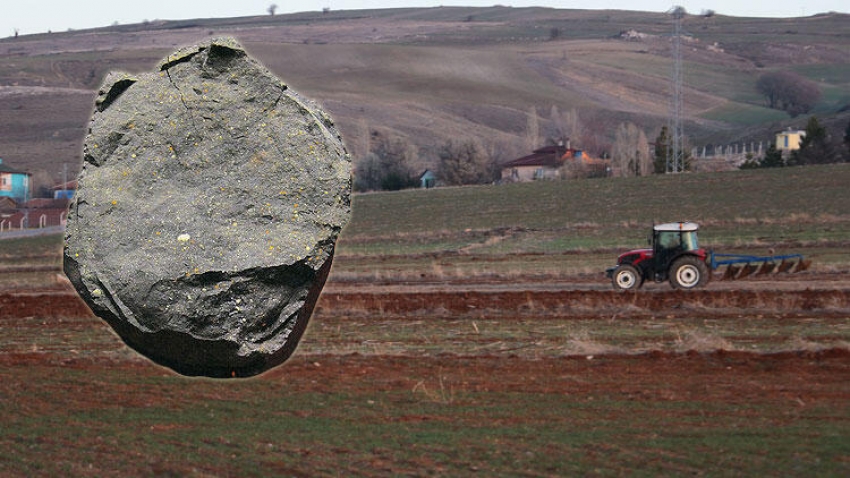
502, 145, 566, 169
52, 180, 78, 190
654, 222, 699, 232
0, 159, 29, 175
22, 198, 70, 209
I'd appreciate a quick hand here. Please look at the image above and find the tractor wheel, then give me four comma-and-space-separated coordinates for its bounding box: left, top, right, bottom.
669, 256, 709, 290
611, 264, 642, 291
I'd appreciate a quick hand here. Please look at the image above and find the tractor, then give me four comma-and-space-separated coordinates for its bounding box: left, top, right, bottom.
606, 222, 809, 291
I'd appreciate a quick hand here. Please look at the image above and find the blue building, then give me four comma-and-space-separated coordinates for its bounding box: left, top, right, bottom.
0, 158, 31, 203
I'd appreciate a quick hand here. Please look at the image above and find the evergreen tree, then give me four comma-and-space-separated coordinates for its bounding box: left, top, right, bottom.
792, 116, 841, 165
739, 143, 785, 169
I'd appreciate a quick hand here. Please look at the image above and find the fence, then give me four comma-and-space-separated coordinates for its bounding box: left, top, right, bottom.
0, 209, 67, 239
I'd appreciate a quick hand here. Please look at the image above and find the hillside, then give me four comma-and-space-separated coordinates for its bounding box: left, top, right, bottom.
0, 6, 848, 181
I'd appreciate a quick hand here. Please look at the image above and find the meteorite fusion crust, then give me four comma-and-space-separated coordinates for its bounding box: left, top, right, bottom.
64, 38, 352, 378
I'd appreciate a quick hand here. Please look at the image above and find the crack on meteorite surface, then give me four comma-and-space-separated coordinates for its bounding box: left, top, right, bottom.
162, 67, 201, 141
262, 84, 287, 114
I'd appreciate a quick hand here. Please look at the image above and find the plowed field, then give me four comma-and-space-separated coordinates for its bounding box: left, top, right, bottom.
1, 272, 848, 475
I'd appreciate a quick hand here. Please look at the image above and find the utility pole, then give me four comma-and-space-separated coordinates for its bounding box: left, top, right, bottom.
667, 6, 686, 173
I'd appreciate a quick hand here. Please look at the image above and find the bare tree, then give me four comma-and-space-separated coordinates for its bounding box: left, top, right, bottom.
525, 106, 540, 151
267, 4, 278, 16
28, 169, 56, 198
845, 119, 850, 159
437, 137, 493, 186
611, 122, 651, 177
756, 71, 821, 117
353, 132, 418, 191
547, 106, 582, 147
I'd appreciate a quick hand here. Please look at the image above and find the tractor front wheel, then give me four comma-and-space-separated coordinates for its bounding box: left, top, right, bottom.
611, 264, 642, 291
669, 256, 709, 290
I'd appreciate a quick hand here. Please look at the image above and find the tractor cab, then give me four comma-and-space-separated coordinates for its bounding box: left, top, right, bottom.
652, 222, 701, 270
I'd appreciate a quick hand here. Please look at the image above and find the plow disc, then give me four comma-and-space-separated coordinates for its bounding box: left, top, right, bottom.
711, 252, 810, 280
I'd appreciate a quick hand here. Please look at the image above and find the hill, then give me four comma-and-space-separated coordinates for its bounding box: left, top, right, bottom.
0, 6, 848, 181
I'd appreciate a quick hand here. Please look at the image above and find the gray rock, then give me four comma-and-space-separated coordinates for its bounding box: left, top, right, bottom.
64, 38, 351, 378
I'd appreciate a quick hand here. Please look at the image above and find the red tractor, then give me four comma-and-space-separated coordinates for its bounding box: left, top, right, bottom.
606, 222, 809, 291
607, 222, 708, 290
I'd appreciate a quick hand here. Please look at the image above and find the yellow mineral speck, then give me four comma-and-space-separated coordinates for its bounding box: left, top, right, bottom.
177, 233, 191, 242
111, 200, 117, 205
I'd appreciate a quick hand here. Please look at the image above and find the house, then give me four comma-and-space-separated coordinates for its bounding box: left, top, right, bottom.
419, 170, 437, 189
0, 158, 31, 202
501, 144, 610, 182
776, 128, 806, 151
501, 145, 568, 182
52, 179, 77, 200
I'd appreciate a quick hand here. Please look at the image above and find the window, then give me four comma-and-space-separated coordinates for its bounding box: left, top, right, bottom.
681, 231, 699, 251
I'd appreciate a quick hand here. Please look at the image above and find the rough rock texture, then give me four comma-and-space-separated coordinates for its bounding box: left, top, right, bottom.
64, 38, 351, 378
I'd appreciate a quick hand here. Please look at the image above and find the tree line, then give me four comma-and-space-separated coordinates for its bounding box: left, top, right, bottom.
741, 116, 850, 169
354, 109, 850, 192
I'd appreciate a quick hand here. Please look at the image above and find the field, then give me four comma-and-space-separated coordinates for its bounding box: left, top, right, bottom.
1, 7, 849, 179
2, 165, 849, 475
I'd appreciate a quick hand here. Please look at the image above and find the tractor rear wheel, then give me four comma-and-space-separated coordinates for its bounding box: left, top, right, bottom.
611, 264, 642, 291
669, 256, 709, 290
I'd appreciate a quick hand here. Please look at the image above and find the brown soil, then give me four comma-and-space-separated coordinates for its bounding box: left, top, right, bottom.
6, 273, 849, 321
3, 284, 848, 401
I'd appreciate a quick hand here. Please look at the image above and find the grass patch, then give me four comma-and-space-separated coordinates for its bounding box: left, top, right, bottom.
346, 164, 850, 240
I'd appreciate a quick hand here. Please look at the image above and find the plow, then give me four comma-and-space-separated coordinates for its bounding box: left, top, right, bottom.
711, 252, 810, 281
606, 222, 811, 290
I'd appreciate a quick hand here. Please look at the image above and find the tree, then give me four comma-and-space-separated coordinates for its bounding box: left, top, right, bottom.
652, 126, 692, 173
28, 169, 56, 198
547, 106, 582, 148
739, 143, 785, 169
353, 133, 418, 191
844, 119, 850, 159
653, 126, 670, 174
267, 4, 278, 16
437, 138, 493, 186
525, 106, 539, 152
611, 122, 651, 177
756, 71, 821, 117
792, 116, 842, 165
